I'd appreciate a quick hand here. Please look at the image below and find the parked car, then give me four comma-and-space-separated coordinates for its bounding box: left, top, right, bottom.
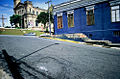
24, 32, 36, 36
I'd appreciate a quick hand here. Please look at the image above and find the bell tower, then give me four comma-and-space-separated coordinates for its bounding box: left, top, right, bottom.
14, 0, 21, 8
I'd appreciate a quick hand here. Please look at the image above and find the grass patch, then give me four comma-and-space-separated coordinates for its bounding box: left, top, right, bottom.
0, 28, 44, 36
0, 29, 23, 35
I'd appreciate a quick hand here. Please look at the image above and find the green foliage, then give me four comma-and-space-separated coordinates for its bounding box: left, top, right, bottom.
49, 4, 53, 13
0, 29, 23, 35
0, 29, 44, 36
37, 12, 53, 32
36, 12, 53, 27
16, 27, 21, 29
10, 15, 21, 27
37, 12, 49, 27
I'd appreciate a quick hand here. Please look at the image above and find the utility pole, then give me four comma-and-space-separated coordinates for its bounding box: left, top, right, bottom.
0, 14, 7, 27
45, 0, 51, 35
21, 15, 22, 29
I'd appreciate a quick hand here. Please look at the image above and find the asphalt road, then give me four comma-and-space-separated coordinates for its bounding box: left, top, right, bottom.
0, 35, 120, 79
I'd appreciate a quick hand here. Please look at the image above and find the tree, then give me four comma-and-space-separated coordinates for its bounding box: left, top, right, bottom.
10, 15, 21, 27
49, 4, 53, 13
49, 4, 54, 23
36, 12, 53, 32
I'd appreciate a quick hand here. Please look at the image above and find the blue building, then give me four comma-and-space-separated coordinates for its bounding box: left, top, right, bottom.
53, 0, 120, 43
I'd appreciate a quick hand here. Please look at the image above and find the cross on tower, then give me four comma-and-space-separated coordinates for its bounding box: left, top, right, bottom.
0, 14, 7, 27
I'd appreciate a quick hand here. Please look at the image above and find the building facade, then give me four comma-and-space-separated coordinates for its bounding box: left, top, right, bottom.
53, 0, 120, 43
14, 0, 47, 28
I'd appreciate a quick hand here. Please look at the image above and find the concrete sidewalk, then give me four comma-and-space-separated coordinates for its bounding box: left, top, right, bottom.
40, 33, 120, 49
109, 43, 120, 47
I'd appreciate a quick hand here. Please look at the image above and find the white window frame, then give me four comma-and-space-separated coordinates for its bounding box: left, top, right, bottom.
57, 13, 63, 17
86, 5, 95, 11
67, 10, 74, 28
57, 13, 63, 29
111, 5, 120, 22
86, 5, 95, 25
67, 10, 74, 15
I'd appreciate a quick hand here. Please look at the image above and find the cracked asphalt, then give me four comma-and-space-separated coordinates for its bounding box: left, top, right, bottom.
0, 35, 120, 79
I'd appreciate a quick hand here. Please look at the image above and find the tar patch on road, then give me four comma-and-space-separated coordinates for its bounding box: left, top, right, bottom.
33, 56, 81, 79
18, 56, 82, 79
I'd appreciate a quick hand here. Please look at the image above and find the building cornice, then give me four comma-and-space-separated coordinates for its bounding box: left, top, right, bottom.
109, 0, 120, 6
14, 1, 47, 11
14, 2, 24, 10
53, 0, 109, 15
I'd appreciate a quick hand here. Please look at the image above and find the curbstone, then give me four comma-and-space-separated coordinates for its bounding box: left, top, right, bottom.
40, 33, 120, 49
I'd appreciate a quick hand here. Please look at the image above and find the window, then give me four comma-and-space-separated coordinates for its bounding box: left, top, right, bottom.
36, 21, 38, 26
113, 31, 120, 37
86, 10, 94, 25
36, 11, 38, 15
18, 11, 19, 15
33, 10, 35, 14
22, 10, 24, 14
18, 11, 20, 15
30, 8, 31, 13
89, 34, 93, 38
111, 5, 120, 22
57, 13, 63, 29
67, 10, 74, 27
86, 5, 95, 25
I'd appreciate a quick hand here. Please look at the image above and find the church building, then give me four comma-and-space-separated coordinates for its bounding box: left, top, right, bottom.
13, 0, 47, 28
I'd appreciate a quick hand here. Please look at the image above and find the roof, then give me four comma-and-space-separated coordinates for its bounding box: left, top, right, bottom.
53, 0, 109, 14
14, 1, 47, 11
14, 2, 24, 9
54, 0, 84, 9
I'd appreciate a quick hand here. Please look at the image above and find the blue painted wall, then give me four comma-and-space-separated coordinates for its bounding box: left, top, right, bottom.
54, 2, 120, 43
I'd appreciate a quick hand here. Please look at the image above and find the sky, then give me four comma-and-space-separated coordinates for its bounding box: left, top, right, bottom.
0, 0, 69, 26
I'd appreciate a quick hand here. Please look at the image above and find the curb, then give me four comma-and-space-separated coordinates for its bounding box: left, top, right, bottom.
41, 37, 120, 50
42, 37, 85, 44
111, 47, 120, 50
41, 37, 104, 47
